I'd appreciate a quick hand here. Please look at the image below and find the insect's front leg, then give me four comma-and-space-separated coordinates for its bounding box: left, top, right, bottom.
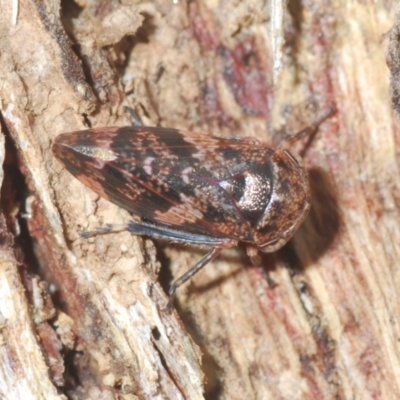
246, 244, 262, 266
246, 244, 276, 288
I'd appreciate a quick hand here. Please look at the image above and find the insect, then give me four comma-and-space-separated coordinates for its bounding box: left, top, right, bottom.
52, 107, 335, 311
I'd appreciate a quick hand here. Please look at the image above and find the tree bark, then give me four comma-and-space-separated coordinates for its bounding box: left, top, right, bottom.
0, 0, 399, 399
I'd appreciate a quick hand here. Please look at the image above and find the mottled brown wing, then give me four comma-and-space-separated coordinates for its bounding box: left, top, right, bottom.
53, 126, 275, 241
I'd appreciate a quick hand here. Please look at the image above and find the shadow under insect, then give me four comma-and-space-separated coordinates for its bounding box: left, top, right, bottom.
273, 166, 340, 277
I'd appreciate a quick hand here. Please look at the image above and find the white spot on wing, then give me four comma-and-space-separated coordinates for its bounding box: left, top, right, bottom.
219, 180, 229, 190
238, 173, 264, 210
144, 157, 155, 175
155, 193, 203, 223
76, 145, 117, 161
181, 167, 193, 184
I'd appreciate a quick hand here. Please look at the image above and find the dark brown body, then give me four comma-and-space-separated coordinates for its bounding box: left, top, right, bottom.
52, 126, 310, 253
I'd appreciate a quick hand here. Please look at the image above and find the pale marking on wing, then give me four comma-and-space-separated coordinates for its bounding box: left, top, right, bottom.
181, 167, 193, 184
238, 173, 265, 211
74, 145, 117, 161
143, 157, 155, 175
154, 193, 204, 224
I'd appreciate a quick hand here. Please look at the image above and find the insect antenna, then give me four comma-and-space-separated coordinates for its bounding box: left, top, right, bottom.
279, 105, 337, 155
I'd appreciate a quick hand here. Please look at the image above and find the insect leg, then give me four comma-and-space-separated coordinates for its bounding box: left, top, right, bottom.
246, 243, 262, 265
246, 244, 276, 288
81, 219, 234, 310
82, 218, 234, 246
124, 106, 143, 127
127, 219, 235, 246
80, 224, 128, 238
162, 247, 222, 312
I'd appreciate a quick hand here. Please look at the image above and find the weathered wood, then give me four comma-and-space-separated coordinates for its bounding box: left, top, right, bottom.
0, 0, 399, 399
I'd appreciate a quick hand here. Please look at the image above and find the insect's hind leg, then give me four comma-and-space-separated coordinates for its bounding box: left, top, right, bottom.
81, 218, 235, 311
124, 106, 143, 127
162, 247, 223, 313
80, 223, 128, 238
